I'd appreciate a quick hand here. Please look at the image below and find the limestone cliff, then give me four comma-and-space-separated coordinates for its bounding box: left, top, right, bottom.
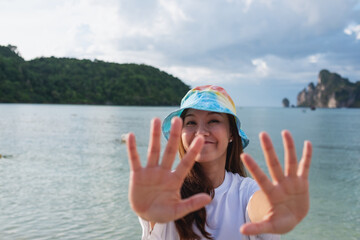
297, 70, 360, 108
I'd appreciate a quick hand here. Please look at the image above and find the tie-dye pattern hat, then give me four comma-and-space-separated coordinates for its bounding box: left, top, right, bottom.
162, 85, 249, 148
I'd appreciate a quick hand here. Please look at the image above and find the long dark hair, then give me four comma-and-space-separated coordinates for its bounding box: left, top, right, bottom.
175, 110, 247, 240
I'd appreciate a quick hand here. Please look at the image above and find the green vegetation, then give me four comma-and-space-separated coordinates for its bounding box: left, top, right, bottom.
0, 45, 190, 105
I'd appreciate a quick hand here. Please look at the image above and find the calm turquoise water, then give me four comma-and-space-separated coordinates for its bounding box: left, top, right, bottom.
0, 104, 359, 240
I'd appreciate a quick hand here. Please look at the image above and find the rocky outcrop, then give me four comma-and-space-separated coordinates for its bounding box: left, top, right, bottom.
282, 98, 290, 107
297, 70, 360, 108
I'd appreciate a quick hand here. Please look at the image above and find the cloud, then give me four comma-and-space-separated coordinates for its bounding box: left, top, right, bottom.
252, 59, 269, 77
1, 0, 359, 106
109, 0, 360, 78
344, 23, 360, 40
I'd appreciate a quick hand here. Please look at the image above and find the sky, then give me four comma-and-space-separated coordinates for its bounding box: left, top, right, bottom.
1, 0, 360, 107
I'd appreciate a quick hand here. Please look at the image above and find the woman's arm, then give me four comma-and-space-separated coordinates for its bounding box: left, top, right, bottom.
247, 190, 271, 223
241, 130, 312, 235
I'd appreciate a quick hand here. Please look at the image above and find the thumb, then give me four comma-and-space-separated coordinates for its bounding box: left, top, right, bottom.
174, 193, 211, 220
240, 221, 274, 236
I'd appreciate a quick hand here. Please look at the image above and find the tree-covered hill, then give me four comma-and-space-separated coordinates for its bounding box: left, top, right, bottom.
0, 45, 190, 105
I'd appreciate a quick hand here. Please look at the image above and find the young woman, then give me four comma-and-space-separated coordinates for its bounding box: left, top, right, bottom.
126, 85, 312, 239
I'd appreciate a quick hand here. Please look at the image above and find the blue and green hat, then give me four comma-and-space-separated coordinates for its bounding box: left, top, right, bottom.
162, 85, 249, 149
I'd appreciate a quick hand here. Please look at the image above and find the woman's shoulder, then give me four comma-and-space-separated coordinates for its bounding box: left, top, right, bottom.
225, 171, 260, 196
225, 171, 257, 186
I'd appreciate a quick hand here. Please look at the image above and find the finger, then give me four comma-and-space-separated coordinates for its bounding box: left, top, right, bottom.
260, 132, 284, 183
147, 118, 162, 167
297, 140, 312, 179
160, 117, 182, 170
240, 221, 274, 235
241, 153, 274, 194
174, 136, 204, 182
126, 133, 142, 171
173, 193, 212, 221
282, 130, 298, 178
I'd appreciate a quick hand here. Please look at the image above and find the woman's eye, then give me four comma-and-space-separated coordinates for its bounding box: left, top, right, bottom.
209, 119, 219, 124
185, 121, 196, 126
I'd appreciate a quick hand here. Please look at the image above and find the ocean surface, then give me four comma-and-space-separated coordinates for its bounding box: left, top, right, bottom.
0, 104, 359, 240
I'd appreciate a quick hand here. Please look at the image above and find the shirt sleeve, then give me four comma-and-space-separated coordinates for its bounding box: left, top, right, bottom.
139, 217, 152, 240
240, 177, 260, 207
138, 217, 179, 240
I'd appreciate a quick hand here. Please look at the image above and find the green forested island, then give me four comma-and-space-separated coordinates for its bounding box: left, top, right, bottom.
0, 45, 190, 105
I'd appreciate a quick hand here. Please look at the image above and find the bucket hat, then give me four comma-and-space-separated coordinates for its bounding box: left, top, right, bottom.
162, 85, 249, 148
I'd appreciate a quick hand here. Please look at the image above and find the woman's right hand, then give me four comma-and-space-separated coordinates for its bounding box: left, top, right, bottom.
126, 117, 212, 223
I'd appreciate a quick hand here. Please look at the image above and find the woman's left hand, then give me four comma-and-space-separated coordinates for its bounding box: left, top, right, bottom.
240, 130, 312, 235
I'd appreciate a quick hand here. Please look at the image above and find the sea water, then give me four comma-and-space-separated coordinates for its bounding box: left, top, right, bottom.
0, 104, 359, 240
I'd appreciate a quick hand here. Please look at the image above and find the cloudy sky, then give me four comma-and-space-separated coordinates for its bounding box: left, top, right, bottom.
1, 0, 360, 106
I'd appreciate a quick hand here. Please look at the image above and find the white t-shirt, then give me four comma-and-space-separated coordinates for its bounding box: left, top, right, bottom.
139, 171, 280, 240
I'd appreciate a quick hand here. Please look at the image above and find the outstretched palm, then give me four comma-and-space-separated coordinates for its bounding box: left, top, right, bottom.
126, 117, 211, 223
241, 131, 312, 235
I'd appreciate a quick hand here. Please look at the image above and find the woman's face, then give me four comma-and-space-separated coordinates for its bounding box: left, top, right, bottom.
181, 109, 231, 164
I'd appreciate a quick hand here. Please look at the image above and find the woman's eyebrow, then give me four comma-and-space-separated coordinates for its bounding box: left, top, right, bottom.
184, 112, 222, 118
208, 112, 222, 116
184, 113, 194, 118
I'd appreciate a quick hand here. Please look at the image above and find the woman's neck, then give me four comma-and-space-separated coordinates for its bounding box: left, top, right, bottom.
199, 160, 226, 188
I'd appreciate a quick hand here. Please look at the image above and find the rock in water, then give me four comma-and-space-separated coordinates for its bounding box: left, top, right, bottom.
282, 98, 290, 107
297, 70, 360, 108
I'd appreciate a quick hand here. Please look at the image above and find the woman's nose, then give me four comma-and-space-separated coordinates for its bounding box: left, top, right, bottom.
195, 123, 209, 136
